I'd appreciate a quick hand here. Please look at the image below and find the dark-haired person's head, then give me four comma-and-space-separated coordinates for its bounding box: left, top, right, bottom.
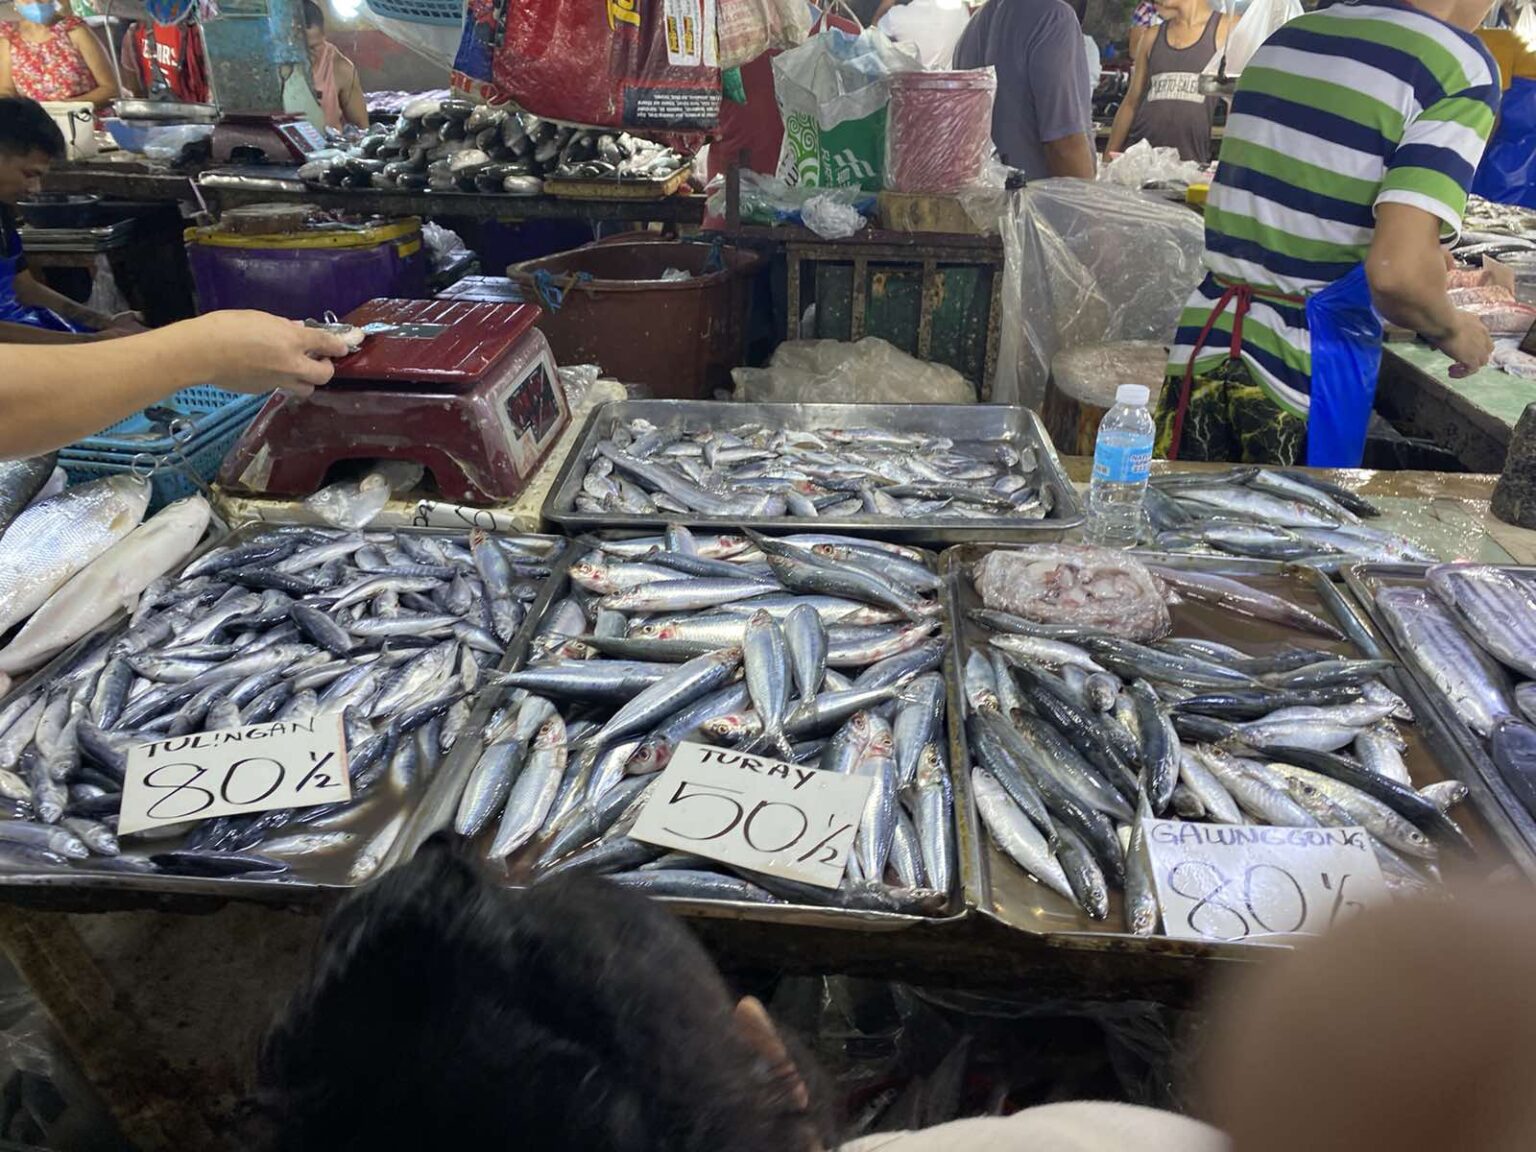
260, 836, 831, 1152
0, 97, 65, 206
302, 0, 328, 50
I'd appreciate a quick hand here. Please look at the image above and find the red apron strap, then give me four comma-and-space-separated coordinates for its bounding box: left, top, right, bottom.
1167, 282, 1252, 462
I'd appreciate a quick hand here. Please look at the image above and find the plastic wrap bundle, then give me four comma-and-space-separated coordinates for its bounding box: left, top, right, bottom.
994, 180, 1205, 407
731, 336, 975, 403
491, 0, 721, 131
884, 68, 996, 194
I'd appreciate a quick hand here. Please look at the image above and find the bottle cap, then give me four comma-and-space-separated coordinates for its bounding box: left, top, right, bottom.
1116, 384, 1150, 406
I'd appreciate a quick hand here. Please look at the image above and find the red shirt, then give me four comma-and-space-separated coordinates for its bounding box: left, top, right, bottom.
120, 22, 208, 103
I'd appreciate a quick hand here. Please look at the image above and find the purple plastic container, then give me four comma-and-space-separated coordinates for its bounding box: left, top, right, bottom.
185, 219, 428, 319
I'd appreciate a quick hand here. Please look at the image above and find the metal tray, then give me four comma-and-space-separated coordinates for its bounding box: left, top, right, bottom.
943, 546, 1529, 962
0, 527, 573, 912
1342, 563, 1536, 876
409, 532, 978, 932
540, 400, 1084, 546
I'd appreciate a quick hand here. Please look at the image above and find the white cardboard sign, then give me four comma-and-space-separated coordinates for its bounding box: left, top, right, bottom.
631, 741, 874, 889
119, 714, 351, 835
1145, 820, 1390, 943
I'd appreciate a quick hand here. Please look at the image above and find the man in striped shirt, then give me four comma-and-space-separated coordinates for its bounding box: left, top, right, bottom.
1156, 0, 1501, 465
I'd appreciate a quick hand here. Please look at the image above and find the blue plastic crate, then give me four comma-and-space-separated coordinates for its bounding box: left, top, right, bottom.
60, 398, 264, 511
71, 386, 264, 456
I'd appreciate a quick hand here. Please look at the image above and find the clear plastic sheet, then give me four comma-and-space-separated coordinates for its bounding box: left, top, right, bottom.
994, 180, 1205, 407
884, 68, 996, 194
731, 336, 976, 403
557, 363, 602, 408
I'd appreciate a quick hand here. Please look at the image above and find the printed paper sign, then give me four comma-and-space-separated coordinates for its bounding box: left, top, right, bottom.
1144, 820, 1390, 943
631, 741, 874, 889
120, 714, 351, 835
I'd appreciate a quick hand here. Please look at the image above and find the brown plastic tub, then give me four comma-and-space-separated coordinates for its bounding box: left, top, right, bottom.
508, 238, 760, 399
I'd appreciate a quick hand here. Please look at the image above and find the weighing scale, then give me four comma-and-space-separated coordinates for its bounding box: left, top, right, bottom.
211, 113, 329, 165
219, 299, 572, 505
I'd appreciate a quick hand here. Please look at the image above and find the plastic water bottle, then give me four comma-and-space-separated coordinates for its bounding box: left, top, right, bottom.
1085, 384, 1155, 547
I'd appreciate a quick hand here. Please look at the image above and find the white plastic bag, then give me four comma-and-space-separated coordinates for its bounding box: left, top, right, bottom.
995, 180, 1205, 407
772, 27, 922, 189
801, 194, 865, 239
1208, 0, 1302, 77
1099, 139, 1205, 189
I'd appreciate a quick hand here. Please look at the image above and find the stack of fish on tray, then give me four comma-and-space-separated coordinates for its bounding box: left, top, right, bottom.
450, 526, 956, 914
0, 466, 212, 688
573, 417, 1052, 523
1377, 565, 1536, 822
0, 527, 558, 884
301, 96, 685, 196
1144, 467, 1435, 567
960, 545, 1470, 933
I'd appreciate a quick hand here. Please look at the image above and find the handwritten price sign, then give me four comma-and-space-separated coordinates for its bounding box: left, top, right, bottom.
1145, 821, 1390, 943
631, 741, 874, 889
119, 714, 351, 835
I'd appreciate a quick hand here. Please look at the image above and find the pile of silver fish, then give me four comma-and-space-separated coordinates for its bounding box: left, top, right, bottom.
302, 96, 684, 196
1145, 468, 1436, 567
0, 527, 559, 884
572, 418, 1052, 523
1378, 564, 1536, 823
962, 549, 1469, 931
451, 526, 956, 913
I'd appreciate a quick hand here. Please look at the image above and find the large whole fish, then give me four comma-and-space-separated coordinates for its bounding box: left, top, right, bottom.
0, 475, 150, 638
570, 416, 1053, 523
0, 455, 58, 538
0, 525, 559, 884
1376, 586, 1513, 737
0, 496, 212, 674
465, 527, 957, 915
1426, 563, 1536, 679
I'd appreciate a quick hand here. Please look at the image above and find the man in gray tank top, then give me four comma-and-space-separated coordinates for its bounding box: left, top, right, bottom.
1105, 0, 1229, 164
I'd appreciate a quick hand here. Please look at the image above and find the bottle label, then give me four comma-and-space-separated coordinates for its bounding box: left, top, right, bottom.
1092, 440, 1152, 484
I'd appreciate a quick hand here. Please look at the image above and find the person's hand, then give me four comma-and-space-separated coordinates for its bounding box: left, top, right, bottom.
1435, 309, 1494, 378
191, 311, 351, 398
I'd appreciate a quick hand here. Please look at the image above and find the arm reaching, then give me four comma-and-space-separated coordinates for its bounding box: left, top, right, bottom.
0, 311, 349, 459
1367, 203, 1491, 377
1105, 34, 1152, 156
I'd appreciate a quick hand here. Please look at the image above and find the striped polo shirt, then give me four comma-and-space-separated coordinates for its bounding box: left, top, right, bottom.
1167, 1, 1501, 415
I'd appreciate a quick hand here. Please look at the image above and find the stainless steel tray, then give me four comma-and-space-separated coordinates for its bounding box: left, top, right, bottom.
943, 546, 1530, 962
409, 532, 977, 932
1342, 563, 1536, 877
0, 527, 573, 912
540, 400, 1084, 546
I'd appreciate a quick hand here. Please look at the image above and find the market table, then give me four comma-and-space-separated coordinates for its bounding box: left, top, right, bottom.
1378, 345, 1536, 473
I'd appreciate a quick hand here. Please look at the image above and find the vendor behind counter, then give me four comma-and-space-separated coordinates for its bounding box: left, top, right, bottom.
1156, 0, 1503, 469
0, 95, 140, 339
